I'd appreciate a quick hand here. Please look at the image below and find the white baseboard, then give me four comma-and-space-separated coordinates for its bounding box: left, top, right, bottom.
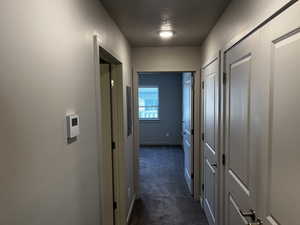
126, 194, 136, 224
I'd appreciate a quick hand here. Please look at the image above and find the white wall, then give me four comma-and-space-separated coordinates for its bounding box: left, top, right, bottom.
133, 47, 201, 71
200, 0, 294, 65
0, 1, 133, 225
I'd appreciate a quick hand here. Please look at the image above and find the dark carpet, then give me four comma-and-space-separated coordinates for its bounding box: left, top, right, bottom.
129, 147, 209, 225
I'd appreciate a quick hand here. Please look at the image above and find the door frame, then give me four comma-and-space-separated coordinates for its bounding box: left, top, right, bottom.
93, 35, 126, 225
132, 70, 201, 200
200, 51, 224, 225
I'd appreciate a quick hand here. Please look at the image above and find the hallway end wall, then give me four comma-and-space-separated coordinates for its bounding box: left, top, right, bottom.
139, 72, 183, 146
0, 1, 133, 225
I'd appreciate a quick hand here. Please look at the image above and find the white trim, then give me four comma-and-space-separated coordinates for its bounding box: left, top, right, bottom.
111, 63, 126, 225
133, 69, 201, 201
219, 49, 226, 225
202, 56, 219, 70
93, 35, 106, 225
93, 35, 126, 225
132, 68, 141, 200
191, 71, 201, 201
126, 194, 136, 224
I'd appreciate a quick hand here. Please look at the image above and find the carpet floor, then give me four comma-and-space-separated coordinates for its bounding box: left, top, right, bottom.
129, 147, 209, 225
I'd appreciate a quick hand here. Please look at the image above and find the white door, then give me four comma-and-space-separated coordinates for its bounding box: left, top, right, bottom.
224, 32, 260, 225
202, 58, 219, 225
223, 3, 300, 225
258, 3, 300, 225
183, 72, 194, 194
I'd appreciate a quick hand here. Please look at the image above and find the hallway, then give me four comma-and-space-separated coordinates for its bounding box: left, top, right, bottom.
1, 1, 300, 225
130, 147, 208, 225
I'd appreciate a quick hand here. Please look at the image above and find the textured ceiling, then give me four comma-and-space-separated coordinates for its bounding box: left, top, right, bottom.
100, 0, 230, 47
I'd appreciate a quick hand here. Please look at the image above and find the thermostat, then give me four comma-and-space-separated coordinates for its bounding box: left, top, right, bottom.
66, 114, 80, 138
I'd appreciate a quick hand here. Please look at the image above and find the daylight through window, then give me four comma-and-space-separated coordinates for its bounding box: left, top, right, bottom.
138, 87, 159, 120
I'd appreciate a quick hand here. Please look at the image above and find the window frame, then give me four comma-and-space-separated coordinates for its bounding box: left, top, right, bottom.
138, 86, 160, 121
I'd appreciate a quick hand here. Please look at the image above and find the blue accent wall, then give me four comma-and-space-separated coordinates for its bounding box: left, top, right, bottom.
139, 72, 183, 145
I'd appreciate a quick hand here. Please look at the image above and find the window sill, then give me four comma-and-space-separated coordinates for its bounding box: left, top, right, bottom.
139, 119, 160, 122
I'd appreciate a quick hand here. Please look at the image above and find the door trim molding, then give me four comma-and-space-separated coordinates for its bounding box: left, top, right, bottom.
132, 69, 201, 200
93, 35, 126, 225
126, 194, 136, 224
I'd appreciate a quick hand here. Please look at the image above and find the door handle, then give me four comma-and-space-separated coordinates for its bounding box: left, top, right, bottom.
240, 209, 263, 225
240, 209, 256, 221
211, 163, 218, 168
248, 218, 263, 225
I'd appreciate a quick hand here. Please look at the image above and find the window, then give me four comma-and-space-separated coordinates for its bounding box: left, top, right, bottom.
139, 87, 159, 120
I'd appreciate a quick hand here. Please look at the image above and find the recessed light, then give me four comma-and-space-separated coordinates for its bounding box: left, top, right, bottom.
159, 30, 174, 39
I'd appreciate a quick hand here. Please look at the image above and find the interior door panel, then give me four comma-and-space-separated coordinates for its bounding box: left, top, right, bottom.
183, 72, 194, 194
225, 32, 259, 225
228, 196, 249, 225
259, 3, 300, 225
228, 55, 251, 193
202, 58, 219, 225
224, 3, 300, 225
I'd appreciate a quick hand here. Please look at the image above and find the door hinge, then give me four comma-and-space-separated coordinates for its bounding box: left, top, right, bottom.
202, 184, 204, 191
191, 173, 194, 179
112, 141, 116, 150
201, 133, 204, 141
223, 72, 227, 84
113, 201, 117, 210
222, 154, 226, 166
191, 129, 194, 135
201, 81, 204, 89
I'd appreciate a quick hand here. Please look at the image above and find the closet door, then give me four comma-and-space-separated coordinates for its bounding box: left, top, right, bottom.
259, 3, 300, 225
202, 58, 219, 225
224, 32, 261, 225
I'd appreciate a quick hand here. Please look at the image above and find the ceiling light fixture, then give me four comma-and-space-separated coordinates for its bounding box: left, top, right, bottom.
159, 30, 174, 39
